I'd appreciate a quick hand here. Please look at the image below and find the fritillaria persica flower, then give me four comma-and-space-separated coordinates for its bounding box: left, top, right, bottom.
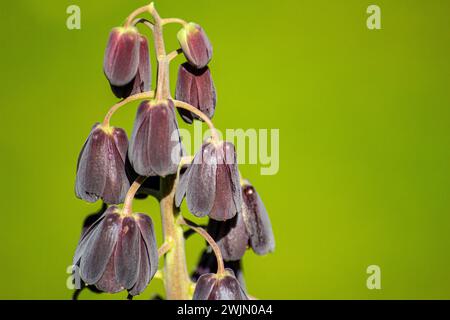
204, 181, 275, 261
177, 23, 212, 69
73, 206, 158, 296
110, 34, 151, 99
72, 3, 274, 300
193, 269, 248, 300
242, 180, 275, 255
75, 124, 129, 205
129, 99, 183, 177
175, 141, 242, 221
103, 27, 141, 87
193, 250, 246, 291
207, 210, 248, 261
175, 63, 216, 124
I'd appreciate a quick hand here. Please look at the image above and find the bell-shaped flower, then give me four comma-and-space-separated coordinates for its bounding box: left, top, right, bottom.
103, 27, 140, 86
241, 180, 275, 255
177, 23, 212, 69
175, 63, 216, 124
129, 99, 183, 177
110, 34, 151, 99
75, 124, 129, 204
192, 250, 246, 291
193, 269, 247, 300
72, 206, 158, 296
207, 210, 249, 261
175, 141, 242, 221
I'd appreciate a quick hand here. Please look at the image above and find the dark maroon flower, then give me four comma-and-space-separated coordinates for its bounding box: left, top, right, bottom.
75, 124, 129, 204
103, 27, 140, 87
175, 63, 216, 124
207, 211, 248, 261
177, 23, 212, 69
242, 180, 275, 255
192, 250, 246, 291
175, 141, 242, 221
73, 206, 158, 296
193, 269, 247, 300
110, 34, 151, 99
129, 99, 183, 177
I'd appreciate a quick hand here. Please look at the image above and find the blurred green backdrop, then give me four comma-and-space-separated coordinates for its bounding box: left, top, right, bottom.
0, 0, 449, 299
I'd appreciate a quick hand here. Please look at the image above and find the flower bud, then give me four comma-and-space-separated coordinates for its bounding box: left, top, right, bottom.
103, 27, 140, 86
75, 124, 129, 204
110, 35, 151, 99
129, 99, 183, 177
73, 207, 158, 296
193, 269, 247, 300
208, 211, 249, 261
242, 181, 275, 255
175, 63, 216, 124
177, 23, 212, 69
175, 141, 242, 221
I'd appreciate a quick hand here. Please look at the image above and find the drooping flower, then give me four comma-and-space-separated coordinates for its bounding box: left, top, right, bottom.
75, 123, 129, 204
175, 141, 242, 221
103, 27, 140, 87
72, 206, 158, 296
177, 23, 212, 69
129, 99, 183, 177
241, 180, 275, 255
110, 34, 151, 99
193, 269, 248, 300
175, 63, 216, 124
207, 210, 248, 261
192, 249, 246, 291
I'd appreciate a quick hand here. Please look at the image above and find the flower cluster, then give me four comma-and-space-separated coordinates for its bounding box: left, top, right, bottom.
72, 2, 274, 300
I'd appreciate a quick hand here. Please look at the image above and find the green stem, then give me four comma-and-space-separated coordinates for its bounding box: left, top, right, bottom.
159, 176, 192, 299
122, 176, 147, 216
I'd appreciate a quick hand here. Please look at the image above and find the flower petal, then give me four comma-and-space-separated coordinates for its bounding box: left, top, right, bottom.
242, 183, 275, 255
95, 254, 123, 293
175, 164, 191, 207
192, 273, 217, 300
208, 211, 248, 261
80, 211, 121, 284
128, 238, 151, 296
114, 216, 140, 289
135, 213, 158, 279
208, 144, 236, 221
186, 143, 217, 217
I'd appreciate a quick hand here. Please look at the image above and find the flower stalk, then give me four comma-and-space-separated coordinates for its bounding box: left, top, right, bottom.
102, 91, 154, 127
122, 175, 147, 215
178, 216, 225, 275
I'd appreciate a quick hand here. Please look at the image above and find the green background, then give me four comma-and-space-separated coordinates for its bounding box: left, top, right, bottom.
1, 0, 449, 299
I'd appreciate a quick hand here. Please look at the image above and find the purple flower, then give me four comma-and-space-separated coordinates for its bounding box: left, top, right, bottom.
193, 269, 247, 300
177, 23, 212, 69
241, 180, 275, 255
129, 99, 183, 177
110, 34, 151, 99
103, 27, 140, 87
73, 206, 158, 296
192, 250, 246, 291
175, 141, 242, 221
207, 210, 248, 261
75, 124, 129, 204
175, 63, 216, 124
